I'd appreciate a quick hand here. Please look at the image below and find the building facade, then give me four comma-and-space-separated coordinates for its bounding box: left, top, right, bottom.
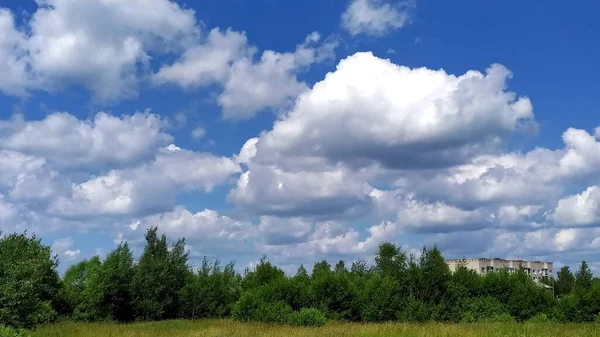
446, 258, 553, 279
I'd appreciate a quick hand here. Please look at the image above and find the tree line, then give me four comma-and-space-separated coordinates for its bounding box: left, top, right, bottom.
1, 228, 600, 330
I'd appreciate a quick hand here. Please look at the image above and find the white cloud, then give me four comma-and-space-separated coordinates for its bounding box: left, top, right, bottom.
120, 206, 257, 258
0, 9, 32, 96
0, 194, 17, 222
396, 197, 485, 233
0, 150, 68, 203
0, 0, 201, 100
191, 126, 206, 140
254, 52, 534, 170
25, 0, 198, 101
50, 144, 240, 218
218, 32, 338, 119
230, 53, 536, 219
553, 186, 600, 227
496, 205, 544, 227
235, 137, 259, 165
129, 206, 255, 240
341, 0, 412, 37
157, 30, 338, 120
259, 218, 403, 264
153, 28, 251, 89
51, 237, 80, 260
259, 216, 314, 245
229, 164, 373, 218
1, 111, 172, 169
398, 127, 600, 209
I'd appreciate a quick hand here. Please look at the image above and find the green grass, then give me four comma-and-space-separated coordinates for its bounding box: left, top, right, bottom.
30, 319, 600, 337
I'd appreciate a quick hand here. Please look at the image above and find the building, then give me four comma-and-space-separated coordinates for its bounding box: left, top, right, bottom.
446, 258, 553, 280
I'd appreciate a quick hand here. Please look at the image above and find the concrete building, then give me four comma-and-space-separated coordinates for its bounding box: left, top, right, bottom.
446, 258, 553, 279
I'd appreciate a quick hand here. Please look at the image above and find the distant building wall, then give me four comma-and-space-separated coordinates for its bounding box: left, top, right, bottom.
447, 258, 553, 279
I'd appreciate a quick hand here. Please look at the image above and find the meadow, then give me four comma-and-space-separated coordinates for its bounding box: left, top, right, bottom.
30, 320, 600, 337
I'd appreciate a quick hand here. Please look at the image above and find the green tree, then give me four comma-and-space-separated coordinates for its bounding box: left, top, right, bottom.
179, 258, 241, 319
555, 265, 575, 297
419, 246, 450, 306
241, 256, 284, 290
0, 232, 60, 328
101, 242, 134, 322
61, 257, 104, 321
574, 261, 593, 295
295, 265, 309, 279
334, 260, 347, 274
374, 242, 406, 280
131, 227, 189, 320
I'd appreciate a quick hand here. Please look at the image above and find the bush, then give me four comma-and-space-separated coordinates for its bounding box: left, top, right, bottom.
526, 313, 549, 323
482, 313, 516, 323
460, 311, 476, 323
398, 296, 431, 323
232, 290, 293, 323
291, 308, 327, 327
232, 290, 262, 322
0, 326, 30, 337
254, 301, 293, 324
461, 296, 509, 322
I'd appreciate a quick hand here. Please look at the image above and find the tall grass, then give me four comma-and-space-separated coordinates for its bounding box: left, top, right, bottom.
30, 319, 600, 337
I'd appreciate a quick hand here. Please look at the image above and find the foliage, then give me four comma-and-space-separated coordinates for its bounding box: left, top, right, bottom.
526, 313, 549, 323
555, 266, 574, 297
101, 243, 135, 322
232, 290, 292, 323
4, 228, 600, 329
179, 258, 241, 318
290, 308, 327, 327
131, 227, 189, 320
0, 326, 30, 337
574, 261, 593, 295
0, 232, 60, 329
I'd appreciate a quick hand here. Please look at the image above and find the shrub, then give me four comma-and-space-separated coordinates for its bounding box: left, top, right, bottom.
482, 313, 516, 323
0, 326, 30, 337
254, 302, 293, 324
232, 290, 293, 323
291, 308, 327, 327
398, 296, 431, 323
462, 296, 509, 322
460, 312, 476, 323
232, 290, 263, 322
526, 313, 549, 323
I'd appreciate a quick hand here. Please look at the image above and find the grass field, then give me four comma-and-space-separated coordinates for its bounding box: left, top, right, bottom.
30, 319, 600, 337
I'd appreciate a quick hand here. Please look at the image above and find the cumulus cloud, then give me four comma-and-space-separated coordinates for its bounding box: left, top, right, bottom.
341, 0, 412, 37
0, 111, 172, 169
0, 9, 32, 96
28, 0, 197, 101
253, 52, 534, 170
50, 144, 240, 218
157, 31, 339, 119
229, 164, 373, 218
218, 32, 339, 119
231, 52, 536, 219
397, 126, 600, 209
0, 0, 199, 101
553, 186, 600, 227
120, 206, 257, 258
191, 126, 206, 140
1, 1, 337, 117
153, 28, 251, 89
51, 237, 81, 261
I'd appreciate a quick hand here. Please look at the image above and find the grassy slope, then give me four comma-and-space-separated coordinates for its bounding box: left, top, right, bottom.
31, 319, 600, 337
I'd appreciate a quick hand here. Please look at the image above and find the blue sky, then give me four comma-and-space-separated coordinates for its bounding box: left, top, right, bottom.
1, 0, 599, 275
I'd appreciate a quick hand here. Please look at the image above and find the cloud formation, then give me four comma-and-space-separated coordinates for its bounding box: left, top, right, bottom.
341, 0, 412, 36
